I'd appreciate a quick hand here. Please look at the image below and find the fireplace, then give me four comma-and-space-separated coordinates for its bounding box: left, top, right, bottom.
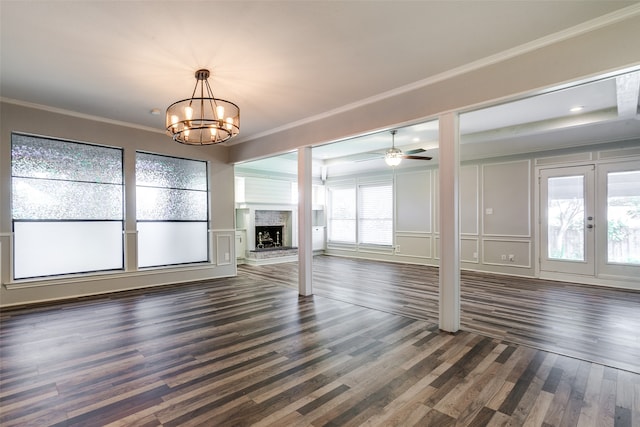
253, 210, 293, 251
255, 225, 284, 249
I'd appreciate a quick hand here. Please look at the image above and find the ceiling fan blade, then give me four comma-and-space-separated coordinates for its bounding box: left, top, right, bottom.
402, 155, 432, 160
404, 148, 426, 155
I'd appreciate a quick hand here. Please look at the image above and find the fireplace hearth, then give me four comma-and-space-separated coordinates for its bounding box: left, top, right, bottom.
255, 225, 284, 249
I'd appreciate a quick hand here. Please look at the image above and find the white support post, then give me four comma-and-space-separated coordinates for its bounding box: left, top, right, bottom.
438, 112, 460, 332
298, 146, 313, 296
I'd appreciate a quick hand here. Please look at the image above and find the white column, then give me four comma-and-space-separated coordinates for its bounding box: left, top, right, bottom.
438, 112, 460, 332
298, 146, 313, 296
124, 148, 137, 271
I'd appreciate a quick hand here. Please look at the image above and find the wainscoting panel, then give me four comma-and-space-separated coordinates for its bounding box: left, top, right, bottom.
461, 237, 479, 264
482, 160, 531, 238
215, 233, 233, 266
395, 233, 432, 259
395, 170, 431, 233
482, 238, 531, 268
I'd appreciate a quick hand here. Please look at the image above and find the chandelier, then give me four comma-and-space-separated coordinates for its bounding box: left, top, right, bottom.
166, 69, 240, 145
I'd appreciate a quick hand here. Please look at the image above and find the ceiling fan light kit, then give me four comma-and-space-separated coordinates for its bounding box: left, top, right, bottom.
384, 146, 404, 166
384, 130, 403, 166
166, 69, 240, 145
384, 129, 432, 166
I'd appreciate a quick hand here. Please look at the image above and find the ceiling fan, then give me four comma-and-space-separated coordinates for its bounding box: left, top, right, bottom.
384, 130, 432, 166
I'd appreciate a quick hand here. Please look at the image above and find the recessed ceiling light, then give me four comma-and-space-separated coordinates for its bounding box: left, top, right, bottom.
569, 106, 584, 113
412, 137, 420, 142
150, 108, 161, 115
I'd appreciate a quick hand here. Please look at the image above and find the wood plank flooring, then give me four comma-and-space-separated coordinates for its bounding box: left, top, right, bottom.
0, 256, 638, 426
244, 256, 640, 375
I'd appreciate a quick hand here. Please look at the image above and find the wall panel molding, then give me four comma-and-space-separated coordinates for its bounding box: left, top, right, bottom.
215, 233, 233, 266
482, 238, 531, 268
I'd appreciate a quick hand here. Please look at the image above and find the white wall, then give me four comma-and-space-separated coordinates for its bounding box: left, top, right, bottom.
321, 139, 640, 289
395, 170, 433, 261
479, 160, 532, 271
0, 102, 237, 307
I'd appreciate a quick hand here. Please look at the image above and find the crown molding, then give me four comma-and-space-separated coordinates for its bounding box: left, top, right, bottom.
0, 97, 164, 135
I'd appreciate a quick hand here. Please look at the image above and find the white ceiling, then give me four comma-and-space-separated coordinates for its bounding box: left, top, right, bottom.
2, 1, 640, 176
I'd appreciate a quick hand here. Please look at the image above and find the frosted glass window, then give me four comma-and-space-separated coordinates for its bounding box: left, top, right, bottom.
14, 222, 123, 279
136, 187, 207, 220
137, 222, 208, 267
136, 152, 209, 267
11, 134, 124, 279
136, 152, 207, 190
12, 134, 122, 184
359, 183, 393, 246
328, 187, 356, 243
13, 178, 123, 220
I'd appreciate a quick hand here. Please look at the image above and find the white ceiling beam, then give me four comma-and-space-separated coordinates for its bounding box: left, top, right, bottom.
615, 71, 640, 118
460, 108, 617, 145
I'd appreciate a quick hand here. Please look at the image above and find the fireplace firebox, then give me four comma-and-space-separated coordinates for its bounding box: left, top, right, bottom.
255, 225, 284, 249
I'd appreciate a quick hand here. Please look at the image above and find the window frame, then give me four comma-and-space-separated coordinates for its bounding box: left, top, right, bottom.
135, 151, 210, 268
357, 180, 394, 247
327, 185, 357, 244
10, 133, 125, 280
327, 179, 394, 247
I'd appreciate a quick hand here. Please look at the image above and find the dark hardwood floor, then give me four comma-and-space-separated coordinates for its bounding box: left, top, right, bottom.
245, 256, 640, 375
1, 255, 638, 426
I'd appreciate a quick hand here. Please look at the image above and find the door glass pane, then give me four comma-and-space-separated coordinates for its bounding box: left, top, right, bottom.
547, 176, 584, 261
607, 171, 640, 265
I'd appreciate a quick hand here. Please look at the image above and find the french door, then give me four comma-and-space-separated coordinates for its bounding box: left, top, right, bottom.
540, 165, 595, 276
540, 161, 640, 280
597, 162, 640, 278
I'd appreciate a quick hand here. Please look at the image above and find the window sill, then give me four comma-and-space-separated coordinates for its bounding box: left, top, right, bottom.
4, 262, 218, 290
